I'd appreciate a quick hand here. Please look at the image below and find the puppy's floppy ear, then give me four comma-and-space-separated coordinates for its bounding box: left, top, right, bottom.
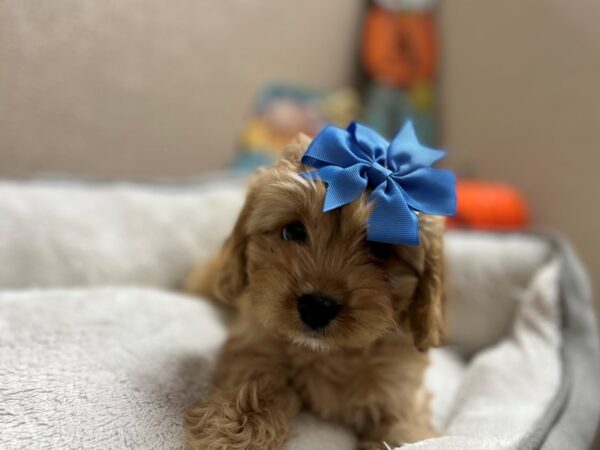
210, 192, 255, 303
408, 214, 446, 351
185, 189, 254, 304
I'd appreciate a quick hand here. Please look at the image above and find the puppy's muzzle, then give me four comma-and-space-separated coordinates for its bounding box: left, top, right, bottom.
297, 293, 340, 330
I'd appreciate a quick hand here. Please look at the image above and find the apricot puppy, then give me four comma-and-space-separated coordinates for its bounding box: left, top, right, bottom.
185, 134, 445, 450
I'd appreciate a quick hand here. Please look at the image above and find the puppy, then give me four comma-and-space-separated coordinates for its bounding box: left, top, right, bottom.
184, 134, 445, 450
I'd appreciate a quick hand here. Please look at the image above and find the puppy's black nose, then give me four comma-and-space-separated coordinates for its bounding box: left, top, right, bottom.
297, 293, 340, 330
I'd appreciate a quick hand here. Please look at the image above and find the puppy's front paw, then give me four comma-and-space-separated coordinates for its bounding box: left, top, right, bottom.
185, 393, 288, 450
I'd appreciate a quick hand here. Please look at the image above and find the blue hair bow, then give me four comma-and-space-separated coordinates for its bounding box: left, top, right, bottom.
301, 121, 456, 245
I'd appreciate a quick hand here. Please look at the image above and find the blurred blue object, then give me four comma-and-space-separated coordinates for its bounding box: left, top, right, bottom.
229, 152, 275, 172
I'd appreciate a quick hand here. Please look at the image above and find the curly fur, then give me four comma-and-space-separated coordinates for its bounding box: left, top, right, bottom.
184, 134, 446, 449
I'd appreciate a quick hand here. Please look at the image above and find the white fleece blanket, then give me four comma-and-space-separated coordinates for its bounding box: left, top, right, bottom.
0, 181, 562, 449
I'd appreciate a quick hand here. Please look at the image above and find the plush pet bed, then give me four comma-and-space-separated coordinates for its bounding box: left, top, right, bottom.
0, 180, 598, 449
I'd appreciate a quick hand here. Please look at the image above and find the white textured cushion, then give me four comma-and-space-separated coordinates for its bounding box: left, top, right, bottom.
0, 180, 562, 449
0, 181, 243, 289
0, 287, 464, 449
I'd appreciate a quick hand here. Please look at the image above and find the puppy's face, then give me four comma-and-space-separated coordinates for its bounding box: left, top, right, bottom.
216, 135, 446, 352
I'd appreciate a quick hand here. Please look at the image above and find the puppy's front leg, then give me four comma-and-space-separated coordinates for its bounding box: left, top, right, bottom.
185, 336, 300, 450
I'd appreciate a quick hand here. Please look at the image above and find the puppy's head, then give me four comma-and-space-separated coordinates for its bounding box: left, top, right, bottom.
214, 134, 446, 352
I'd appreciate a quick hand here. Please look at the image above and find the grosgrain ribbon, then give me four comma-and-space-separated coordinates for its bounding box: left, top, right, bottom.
300, 121, 456, 245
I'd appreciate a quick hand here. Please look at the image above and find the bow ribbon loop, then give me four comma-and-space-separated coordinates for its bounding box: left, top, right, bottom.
300, 121, 456, 245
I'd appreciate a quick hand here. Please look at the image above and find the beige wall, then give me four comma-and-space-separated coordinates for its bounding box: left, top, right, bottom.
0, 0, 364, 178
0, 0, 599, 315
440, 0, 600, 316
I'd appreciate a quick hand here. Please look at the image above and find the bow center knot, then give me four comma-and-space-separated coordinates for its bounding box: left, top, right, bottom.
366, 161, 392, 187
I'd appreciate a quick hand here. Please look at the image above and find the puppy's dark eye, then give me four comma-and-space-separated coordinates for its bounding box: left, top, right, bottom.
366, 241, 393, 261
282, 222, 307, 242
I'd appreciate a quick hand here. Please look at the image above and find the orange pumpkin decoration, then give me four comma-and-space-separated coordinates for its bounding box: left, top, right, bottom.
361, 7, 437, 87
446, 180, 530, 230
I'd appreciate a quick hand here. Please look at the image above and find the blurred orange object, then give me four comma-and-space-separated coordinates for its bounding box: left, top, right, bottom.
362, 7, 437, 87
446, 180, 530, 230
